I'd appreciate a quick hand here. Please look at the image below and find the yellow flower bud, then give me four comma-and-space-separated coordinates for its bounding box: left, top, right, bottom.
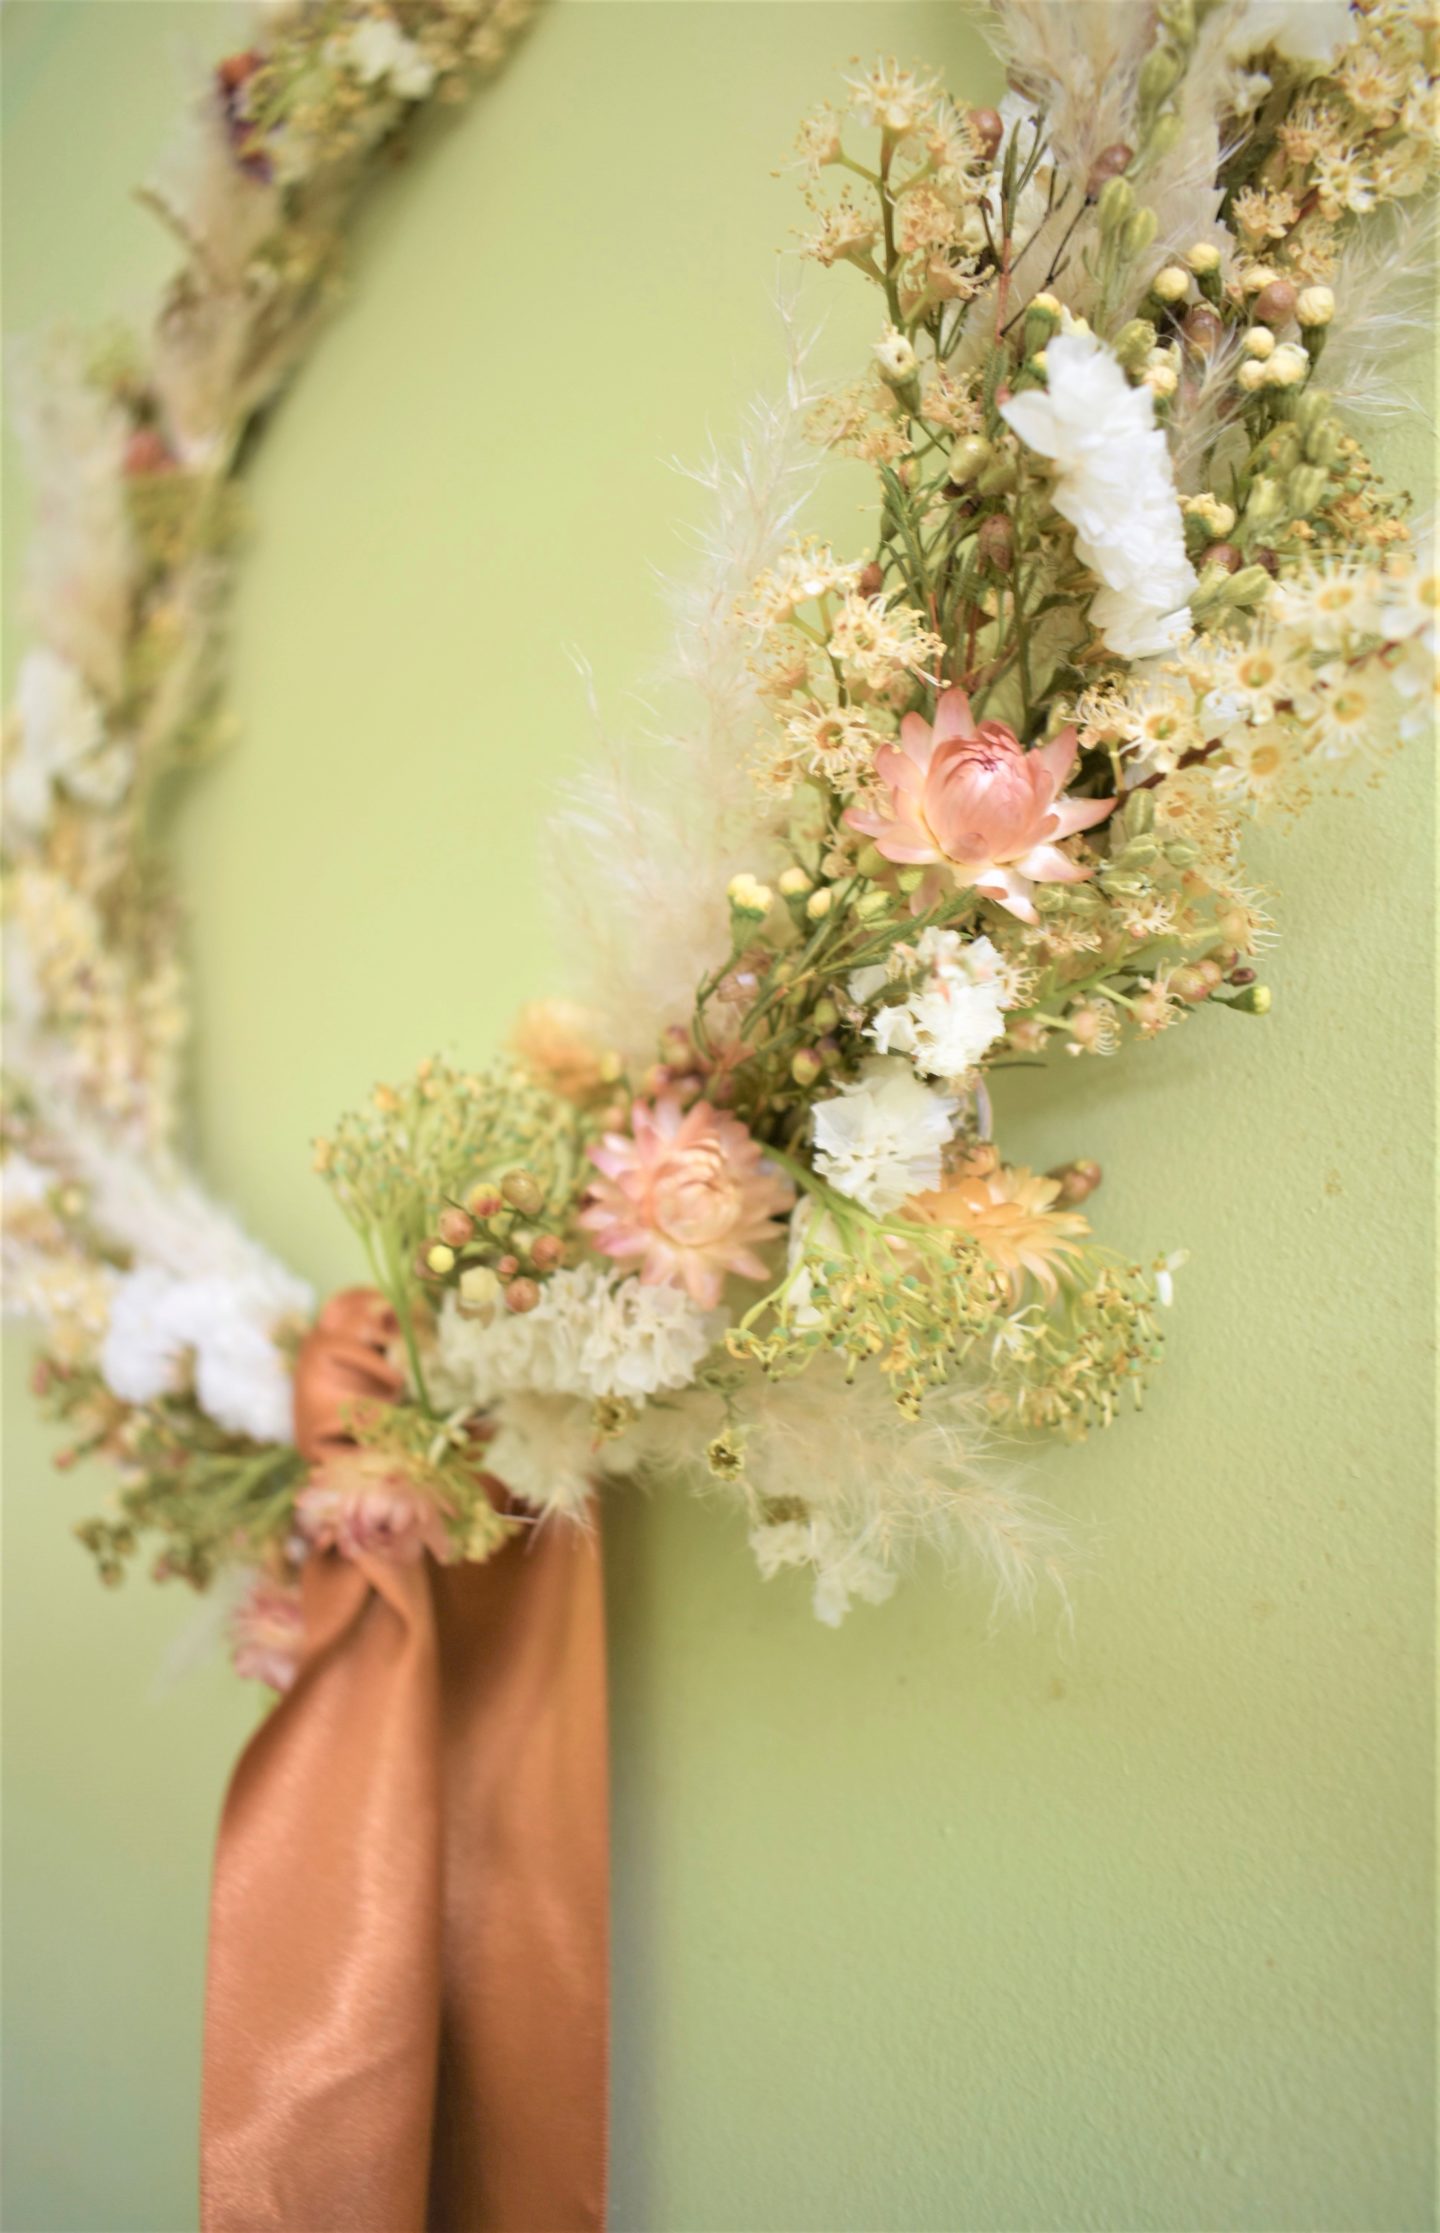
805, 886, 834, 921
1265, 341, 1310, 388
727, 872, 774, 918
777, 865, 813, 897
1243, 324, 1275, 359
426, 1243, 457, 1276
1151, 264, 1190, 304
1296, 285, 1335, 328
1186, 242, 1222, 275
458, 1264, 502, 1317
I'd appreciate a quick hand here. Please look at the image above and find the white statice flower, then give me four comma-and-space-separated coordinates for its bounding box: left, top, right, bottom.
865, 930, 1015, 1081
1228, 1, 1354, 65
485, 1391, 623, 1521
811, 1056, 957, 1214
5, 647, 126, 836
101, 1264, 304, 1444
1001, 332, 1196, 659
431, 1262, 718, 1412
332, 13, 436, 99
750, 1512, 899, 1627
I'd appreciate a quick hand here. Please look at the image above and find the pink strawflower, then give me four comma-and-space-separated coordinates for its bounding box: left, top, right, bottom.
231, 1574, 306, 1692
845, 686, 1115, 925
581, 1094, 794, 1308
295, 1452, 453, 1565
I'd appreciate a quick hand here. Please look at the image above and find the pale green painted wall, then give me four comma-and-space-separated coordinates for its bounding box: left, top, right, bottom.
2, 6, 1433, 2230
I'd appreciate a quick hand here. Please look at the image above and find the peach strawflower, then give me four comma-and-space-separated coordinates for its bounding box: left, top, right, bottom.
845, 686, 1115, 924
907, 1160, 1090, 1302
230, 1574, 306, 1692
581, 1094, 795, 1308
295, 1450, 454, 1564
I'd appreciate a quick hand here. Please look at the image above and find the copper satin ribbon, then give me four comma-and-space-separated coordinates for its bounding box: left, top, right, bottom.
201, 1290, 609, 2233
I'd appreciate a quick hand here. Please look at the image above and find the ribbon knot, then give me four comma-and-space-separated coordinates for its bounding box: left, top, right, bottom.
202, 1288, 609, 2232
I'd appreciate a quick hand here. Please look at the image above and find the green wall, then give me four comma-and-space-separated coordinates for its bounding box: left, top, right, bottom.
3, 6, 1433, 2229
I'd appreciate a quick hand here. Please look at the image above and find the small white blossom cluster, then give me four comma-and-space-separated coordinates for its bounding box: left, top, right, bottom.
853, 930, 1017, 1081
811, 1057, 959, 1215
431, 1262, 720, 1411
1002, 334, 1196, 660
101, 1261, 310, 1445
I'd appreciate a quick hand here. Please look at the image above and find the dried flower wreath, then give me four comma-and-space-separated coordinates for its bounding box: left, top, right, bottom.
4, 0, 1436, 1674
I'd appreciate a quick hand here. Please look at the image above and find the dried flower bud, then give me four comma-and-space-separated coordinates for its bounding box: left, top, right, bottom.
1202, 542, 1242, 573
124, 427, 175, 476
1265, 341, 1310, 388
1296, 285, 1334, 329
467, 1182, 504, 1219
726, 872, 773, 919
1151, 264, 1190, 305
1252, 279, 1297, 327
1172, 963, 1215, 1002
1182, 303, 1225, 355
978, 513, 1015, 573
530, 1234, 565, 1272
1050, 1158, 1102, 1204
1288, 464, 1329, 515
1114, 318, 1158, 370
458, 1264, 502, 1318
504, 1278, 541, 1315
500, 1169, 544, 1217
874, 326, 917, 382
857, 561, 884, 598
1122, 208, 1158, 259
496, 1254, 520, 1280
437, 1207, 475, 1248
1096, 175, 1134, 232
1087, 142, 1133, 194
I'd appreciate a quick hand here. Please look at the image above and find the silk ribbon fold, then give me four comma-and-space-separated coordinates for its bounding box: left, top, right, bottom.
202, 1289, 609, 2233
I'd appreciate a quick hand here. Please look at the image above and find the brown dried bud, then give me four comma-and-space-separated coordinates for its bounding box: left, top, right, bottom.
504, 1278, 541, 1315
1182, 303, 1225, 355
858, 561, 885, 598
216, 48, 263, 91
1201, 541, 1242, 573
1087, 142, 1133, 195
124, 428, 175, 476
500, 1168, 544, 1216
1050, 1158, 1103, 1205
496, 1254, 520, 1281
437, 1206, 475, 1248
1253, 279, 1297, 327
1252, 546, 1281, 577
530, 1234, 565, 1272
978, 513, 1015, 573
1229, 966, 1257, 987
970, 107, 1004, 158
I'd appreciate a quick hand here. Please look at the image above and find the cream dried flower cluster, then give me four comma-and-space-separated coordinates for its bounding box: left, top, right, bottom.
3, 2, 1435, 1660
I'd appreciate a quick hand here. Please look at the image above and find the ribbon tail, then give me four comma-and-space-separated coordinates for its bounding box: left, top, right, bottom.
201, 1517, 609, 2233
